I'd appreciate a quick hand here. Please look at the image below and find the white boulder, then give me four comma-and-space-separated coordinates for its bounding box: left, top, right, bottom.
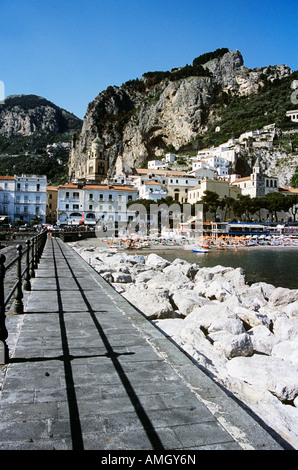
269, 287, 298, 307
171, 289, 210, 316
272, 340, 298, 365
209, 331, 253, 359
145, 253, 171, 269
226, 355, 298, 402
122, 285, 176, 320
273, 316, 298, 341
186, 303, 238, 332
248, 325, 281, 355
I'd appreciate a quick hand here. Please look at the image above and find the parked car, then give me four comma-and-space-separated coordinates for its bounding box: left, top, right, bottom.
18, 225, 28, 232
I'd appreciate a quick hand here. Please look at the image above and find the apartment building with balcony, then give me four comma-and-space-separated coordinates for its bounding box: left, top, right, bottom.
0, 174, 47, 225
57, 182, 138, 230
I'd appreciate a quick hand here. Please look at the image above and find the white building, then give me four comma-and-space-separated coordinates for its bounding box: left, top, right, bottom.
138, 181, 167, 201
148, 160, 168, 170
286, 110, 298, 122
57, 182, 138, 232
166, 174, 200, 202
0, 176, 15, 224
165, 153, 176, 163
128, 169, 201, 203
195, 141, 237, 164
0, 174, 47, 225
231, 157, 279, 198
192, 155, 229, 179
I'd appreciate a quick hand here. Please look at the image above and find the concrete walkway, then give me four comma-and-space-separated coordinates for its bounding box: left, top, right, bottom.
0, 237, 285, 450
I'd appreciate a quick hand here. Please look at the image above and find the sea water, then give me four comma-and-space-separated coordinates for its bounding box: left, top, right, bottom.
139, 246, 298, 289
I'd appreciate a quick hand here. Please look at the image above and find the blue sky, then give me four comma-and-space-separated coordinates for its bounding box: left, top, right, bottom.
1, 0, 297, 119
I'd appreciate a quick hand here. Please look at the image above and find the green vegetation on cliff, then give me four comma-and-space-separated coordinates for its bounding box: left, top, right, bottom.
178, 69, 298, 153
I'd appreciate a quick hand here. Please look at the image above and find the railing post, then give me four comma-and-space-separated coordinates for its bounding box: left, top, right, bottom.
0, 254, 9, 364
23, 239, 31, 292
37, 233, 42, 264
14, 244, 24, 315
30, 237, 35, 278
33, 236, 38, 269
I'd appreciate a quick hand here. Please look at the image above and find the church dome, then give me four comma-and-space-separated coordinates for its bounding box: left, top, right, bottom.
93, 136, 102, 144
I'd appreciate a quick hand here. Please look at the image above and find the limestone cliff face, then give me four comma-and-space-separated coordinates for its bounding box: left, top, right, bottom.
69, 50, 292, 178
0, 95, 82, 138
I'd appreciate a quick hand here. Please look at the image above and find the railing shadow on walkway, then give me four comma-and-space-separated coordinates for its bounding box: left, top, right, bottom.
0, 231, 47, 364
51, 238, 165, 450
5, 237, 166, 450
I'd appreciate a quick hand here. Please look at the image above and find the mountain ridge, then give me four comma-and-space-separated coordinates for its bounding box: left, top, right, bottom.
68, 49, 296, 182
0, 94, 82, 184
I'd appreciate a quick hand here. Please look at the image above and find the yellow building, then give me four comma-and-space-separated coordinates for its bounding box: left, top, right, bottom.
187, 178, 240, 204
46, 186, 58, 225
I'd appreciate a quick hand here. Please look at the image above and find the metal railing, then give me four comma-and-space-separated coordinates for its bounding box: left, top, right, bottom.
0, 230, 47, 364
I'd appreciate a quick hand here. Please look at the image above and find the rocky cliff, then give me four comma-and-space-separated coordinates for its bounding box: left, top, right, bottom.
69, 49, 293, 179
0, 94, 81, 138
0, 94, 82, 184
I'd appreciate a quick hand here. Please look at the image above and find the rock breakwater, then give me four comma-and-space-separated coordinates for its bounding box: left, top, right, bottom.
71, 241, 298, 449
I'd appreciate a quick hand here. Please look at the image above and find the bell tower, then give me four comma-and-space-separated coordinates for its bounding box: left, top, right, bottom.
87, 136, 107, 181
251, 156, 264, 197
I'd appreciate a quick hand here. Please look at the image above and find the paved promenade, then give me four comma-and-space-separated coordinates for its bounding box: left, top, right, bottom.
0, 237, 285, 451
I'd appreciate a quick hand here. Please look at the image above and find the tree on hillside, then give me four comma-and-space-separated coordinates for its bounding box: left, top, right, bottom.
290, 167, 298, 188
286, 194, 298, 222
231, 194, 253, 221
200, 190, 220, 221
262, 192, 288, 222
218, 196, 235, 220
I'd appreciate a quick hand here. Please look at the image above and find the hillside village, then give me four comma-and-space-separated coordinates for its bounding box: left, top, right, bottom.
1, 55, 298, 237
1, 117, 297, 239
58, 117, 298, 232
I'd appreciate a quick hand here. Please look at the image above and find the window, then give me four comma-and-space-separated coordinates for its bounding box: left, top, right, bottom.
36, 184, 40, 191
73, 192, 79, 199
89, 205, 93, 210
73, 204, 79, 210
89, 194, 93, 200
66, 192, 69, 198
